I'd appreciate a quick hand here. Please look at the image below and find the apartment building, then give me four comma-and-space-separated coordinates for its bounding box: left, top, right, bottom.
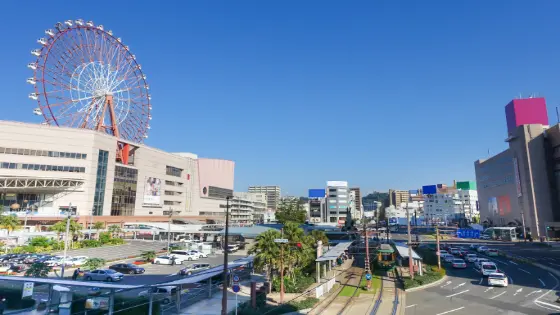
248, 186, 281, 210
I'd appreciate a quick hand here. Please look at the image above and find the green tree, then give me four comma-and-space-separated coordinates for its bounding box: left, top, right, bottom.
29, 236, 52, 247
108, 225, 122, 238
472, 215, 480, 224
99, 232, 112, 244
282, 222, 314, 281
25, 262, 51, 277
83, 258, 106, 271
342, 209, 355, 232
248, 229, 281, 283
93, 222, 105, 240
141, 250, 157, 262
275, 200, 307, 224
309, 230, 329, 247
0, 214, 20, 235
50, 221, 67, 240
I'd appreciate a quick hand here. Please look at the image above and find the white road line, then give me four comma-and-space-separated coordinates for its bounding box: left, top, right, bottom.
452, 282, 466, 290
446, 290, 469, 298
405, 304, 417, 308
535, 300, 560, 310
525, 290, 542, 297
509, 260, 518, 265
441, 281, 452, 288
478, 278, 483, 285
490, 291, 507, 299
518, 268, 531, 274
436, 306, 465, 315
534, 271, 560, 309
549, 262, 560, 267
484, 287, 494, 293
514, 288, 522, 296
538, 278, 546, 287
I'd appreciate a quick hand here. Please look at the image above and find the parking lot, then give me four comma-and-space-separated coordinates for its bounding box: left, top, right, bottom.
52, 240, 168, 261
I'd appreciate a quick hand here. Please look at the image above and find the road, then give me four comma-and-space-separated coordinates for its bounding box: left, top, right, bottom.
406, 245, 560, 315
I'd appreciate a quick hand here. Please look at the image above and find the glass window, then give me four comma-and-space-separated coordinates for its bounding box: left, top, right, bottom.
70, 153, 76, 159
9, 163, 16, 169
23, 149, 30, 155
40, 165, 46, 171
17, 149, 24, 155
0, 147, 4, 154
46, 165, 52, 171
63, 166, 69, 172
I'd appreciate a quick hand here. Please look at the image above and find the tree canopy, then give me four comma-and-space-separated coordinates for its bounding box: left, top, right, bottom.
0, 214, 20, 235
275, 200, 307, 224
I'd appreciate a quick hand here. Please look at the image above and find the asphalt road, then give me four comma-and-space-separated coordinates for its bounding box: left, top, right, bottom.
406, 246, 560, 315
52, 240, 169, 261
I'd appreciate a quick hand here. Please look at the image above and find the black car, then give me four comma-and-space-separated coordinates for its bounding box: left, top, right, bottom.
35, 255, 54, 264
0, 254, 18, 262
109, 263, 145, 275
10, 254, 30, 264
9, 264, 26, 273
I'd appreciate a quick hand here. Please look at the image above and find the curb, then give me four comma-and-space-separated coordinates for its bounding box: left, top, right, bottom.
404, 275, 448, 293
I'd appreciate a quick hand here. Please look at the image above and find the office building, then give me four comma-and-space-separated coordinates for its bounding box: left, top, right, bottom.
229, 192, 267, 225
308, 189, 326, 224
389, 189, 410, 206
325, 181, 349, 224
248, 186, 281, 210
349, 188, 361, 216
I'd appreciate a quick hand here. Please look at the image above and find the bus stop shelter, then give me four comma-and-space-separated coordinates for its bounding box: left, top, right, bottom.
394, 243, 423, 276
315, 241, 353, 282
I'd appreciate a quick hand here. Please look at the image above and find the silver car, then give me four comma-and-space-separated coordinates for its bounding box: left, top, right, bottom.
84, 269, 124, 282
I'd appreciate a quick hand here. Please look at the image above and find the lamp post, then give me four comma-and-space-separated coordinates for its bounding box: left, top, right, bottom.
406, 203, 414, 280
60, 203, 72, 278
221, 195, 232, 315
167, 208, 173, 253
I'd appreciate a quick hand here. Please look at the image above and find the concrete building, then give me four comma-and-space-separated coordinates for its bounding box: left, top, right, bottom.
248, 186, 281, 210
229, 192, 267, 225
326, 181, 349, 224
0, 120, 234, 227
389, 189, 410, 207
349, 190, 361, 219
308, 189, 326, 224
474, 97, 554, 238
422, 183, 478, 224
349, 187, 361, 216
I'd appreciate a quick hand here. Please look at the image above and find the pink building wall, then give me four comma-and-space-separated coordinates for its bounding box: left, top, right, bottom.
197, 158, 235, 197
505, 97, 549, 136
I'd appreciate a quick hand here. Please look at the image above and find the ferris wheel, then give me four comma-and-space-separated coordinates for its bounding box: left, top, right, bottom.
27, 19, 151, 143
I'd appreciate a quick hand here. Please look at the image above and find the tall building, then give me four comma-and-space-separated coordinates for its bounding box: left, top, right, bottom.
248, 186, 281, 210
349, 188, 361, 217
308, 189, 326, 223
325, 181, 349, 224
389, 189, 410, 206
474, 97, 556, 238
229, 192, 267, 225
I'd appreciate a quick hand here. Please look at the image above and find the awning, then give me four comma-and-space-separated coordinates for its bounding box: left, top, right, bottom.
394, 244, 422, 260
315, 242, 353, 262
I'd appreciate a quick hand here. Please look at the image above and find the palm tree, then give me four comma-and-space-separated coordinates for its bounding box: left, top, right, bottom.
141, 250, 157, 262
248, 229, 281, 283
50, 221, 67, 240
93, 222, 105, 240
108, 225, 122, 238
25, 262, 51, 277
0, 214, 21, 235
309, 230, 329, 248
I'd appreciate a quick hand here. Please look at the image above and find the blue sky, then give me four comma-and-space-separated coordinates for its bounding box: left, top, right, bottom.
1, 1, 560, 196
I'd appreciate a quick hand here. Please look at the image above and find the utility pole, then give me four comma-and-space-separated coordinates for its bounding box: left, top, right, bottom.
60, 203, 72, 278
436, 225, 441, 270
221, 196, 232, 315
406, 203, 414, 280
167, 208, 173, 253
280, 228, 285, 304
89, 206, 94, 239
521, 211, 527, 242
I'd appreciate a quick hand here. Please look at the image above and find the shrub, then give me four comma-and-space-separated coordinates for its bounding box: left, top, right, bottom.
272, 274, 315, 293
106, 238, 125, 245
83, 258, 106, 271
81, 240, 101, 248
29, 236, 52, 247
99, 232, 112, 244
25, 262, 51, 278
403, 265, 445, 290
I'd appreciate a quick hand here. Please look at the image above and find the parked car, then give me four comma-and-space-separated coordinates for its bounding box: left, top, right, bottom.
0, 254, 19, 263
458, 249, 469, 257
0, 264, 12, 273
487, 272, 508, 287
24, 254, 45, 264
438, 250, 449, 256
154, 255, 186, 265
9, 264, 26, 273
84, 269, 124, 282
465, 254, 478, 263
486, 249, 499, 257
179, 263, 211, 276
67, 256, 89, 267
139, 286, 177, 304
109, 263, 145, 274
44, 256, 65, 267
480, 262, 498, 277
169, 250, 199, 262
226, 245, 239, 253
187, 250, 208, 259
452, 259, 467, 269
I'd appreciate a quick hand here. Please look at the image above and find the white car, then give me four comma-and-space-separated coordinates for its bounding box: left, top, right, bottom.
139, 286, 177, 304
480, 262, 498, 277
443, 254, 455, 263
44, 256, 65, 267
438, 250, 449, 256
477, 246, 489, 253
474, 258, 490, 270
465, 254, 478, 263
487, 272, 508, 287
187, 250, 208, 259
68, 256, 89, 267
452, 259, 467, 269
153, 255, 185, 265
169, 250, 199, 261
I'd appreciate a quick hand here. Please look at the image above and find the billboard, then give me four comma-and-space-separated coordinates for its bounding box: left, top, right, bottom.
456, 229, 481, 239
327, 181, 348, 187
409, 190, 418, 197
456, 181, 476, 190
497, 195, 511, 216
308, 189, 326, 198
488, 197, 498, 216
422, 185, 437, 195
143, 177, 162, 206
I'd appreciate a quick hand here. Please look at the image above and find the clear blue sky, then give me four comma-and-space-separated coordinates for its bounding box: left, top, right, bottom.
2, 1, 560, 196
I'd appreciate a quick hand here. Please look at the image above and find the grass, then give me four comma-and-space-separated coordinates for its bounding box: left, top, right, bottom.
338, 285, 357, 296
403, 265, 445, 290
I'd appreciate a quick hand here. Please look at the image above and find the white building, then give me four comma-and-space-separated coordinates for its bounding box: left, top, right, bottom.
248, 186, 281, 211
229, 192, 267, 225
423, 190, 478, 223
325, 181, 349, 225
349, 190, 362, 219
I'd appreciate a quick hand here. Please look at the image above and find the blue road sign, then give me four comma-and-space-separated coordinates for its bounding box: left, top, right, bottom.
365, 273, 372, 280
233, 275, 240, 282
232, 284, 240, 293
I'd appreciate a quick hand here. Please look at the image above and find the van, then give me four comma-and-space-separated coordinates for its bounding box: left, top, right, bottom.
170, 250, 198, 261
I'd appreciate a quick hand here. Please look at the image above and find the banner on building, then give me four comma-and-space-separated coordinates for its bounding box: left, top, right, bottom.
497, 195, 511, 216
143, 177, 162, 206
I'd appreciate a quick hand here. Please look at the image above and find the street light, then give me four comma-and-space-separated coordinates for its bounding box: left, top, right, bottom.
167, 208, 173, 253
60, 203, 72, 278
221, 195, 232, 315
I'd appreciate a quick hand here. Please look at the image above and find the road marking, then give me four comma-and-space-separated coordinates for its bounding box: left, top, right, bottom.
514, 288, 522, 296
518, 268, 531, 274
405, 304, 417, 308
440, 281, 452, 288
525, 290, 542, 297
446, 289, 469, 298
435, 306, 465, 315
509, 260, 518, 265
452, 282, 466, 290
534, 271, 560, 309
478, 278, 483, 285
535, 300, 560, 310
538, 278, 546, 287
166, 274, 176, 277
549, 262, 560, 267
490, 291, 507, 299
484, 287, 494, 292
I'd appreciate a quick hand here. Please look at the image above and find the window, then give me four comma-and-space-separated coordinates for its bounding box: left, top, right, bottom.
208, 186, 233, 199
329, 200, 336, 203
329, 189, 337, 192
166, 166, 183, 177
329, 205, 336, 209
93, 150, 109, 216
111, 166, 138, 216
338, 195, 347, 198
329, 194, 337, 198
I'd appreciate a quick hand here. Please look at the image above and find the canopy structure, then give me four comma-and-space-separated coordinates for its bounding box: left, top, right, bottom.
0, 275, 139, 290
394, 243, 422, 260
315, 242, 353, 262
165, 256, 255, 286
219, 226, 276, 238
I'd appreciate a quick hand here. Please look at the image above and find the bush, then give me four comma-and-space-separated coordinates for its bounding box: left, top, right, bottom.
29, 236, 52, 247
106, 238, 125, 245
81, 240, 101, 248
25, 262, 51, 277
99, 232, 112, 244
83, 258, 106, 271
403, 265, 445, 290
272, 274, 315, 293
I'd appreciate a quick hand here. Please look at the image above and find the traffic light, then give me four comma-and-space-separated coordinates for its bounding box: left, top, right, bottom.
296, 242, 302, 248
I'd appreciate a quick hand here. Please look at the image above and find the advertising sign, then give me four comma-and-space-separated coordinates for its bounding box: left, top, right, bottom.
85, 297, 109, 310
327, 181, 348, 187
497, 195, 511, 216
409, 190, 418, 197
308, 189, 326, 198
389, 217, 398, 224
143, 177, 162, 206
513, 157, 522, 197
422, 185, 437, 195
456, 229, 481, 239
488, 197, 498, 216
22, 282, 33, 298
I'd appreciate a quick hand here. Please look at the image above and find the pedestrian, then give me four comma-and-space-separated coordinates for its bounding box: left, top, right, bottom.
0, 297, 6, 315
72, 268, 80, 280
171, 256, 176, 266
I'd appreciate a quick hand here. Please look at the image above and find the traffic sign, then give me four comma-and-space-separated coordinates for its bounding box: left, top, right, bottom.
365, 273, 372, 280
232, 284, 240, 293
274, 238, 289, 243
233, 275, 240, 282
